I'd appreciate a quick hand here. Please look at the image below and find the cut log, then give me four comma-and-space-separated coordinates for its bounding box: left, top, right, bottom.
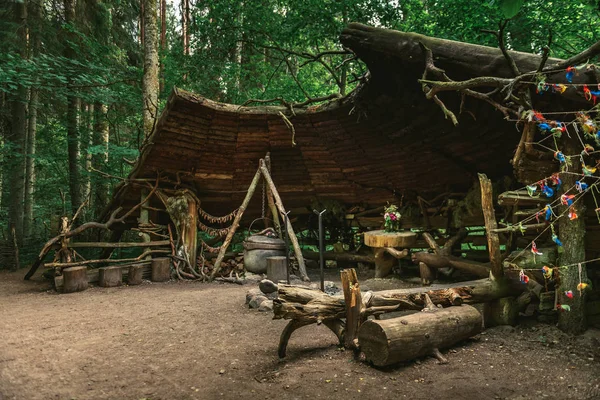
98, 265, 122, 287
364, 230, 417, 248
62, 266, 88, 293
266, 256, 288, 283
412, 252, 490, 278
358, 305, 482, 366
151, 257, 171, 282
128, 264, 145, 285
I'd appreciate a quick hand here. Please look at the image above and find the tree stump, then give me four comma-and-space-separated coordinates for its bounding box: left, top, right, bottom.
358, 304, 482, 366
363, 230, 416, 278
128, 264, 145, 285
98, 266, 122, 287
62, 266, 88, 293
267, 256, 288, 283
151, 257, 171, 282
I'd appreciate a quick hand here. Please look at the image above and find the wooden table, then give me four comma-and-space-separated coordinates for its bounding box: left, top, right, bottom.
363, 230, 417, 278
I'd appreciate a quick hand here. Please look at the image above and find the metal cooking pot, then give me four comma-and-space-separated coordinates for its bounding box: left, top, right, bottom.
243, 229, 286, 274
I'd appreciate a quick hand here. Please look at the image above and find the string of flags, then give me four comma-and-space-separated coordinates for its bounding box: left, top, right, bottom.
511, 63, 599, 312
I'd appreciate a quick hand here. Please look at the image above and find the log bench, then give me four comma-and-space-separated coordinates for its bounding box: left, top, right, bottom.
273, 268, 525, 361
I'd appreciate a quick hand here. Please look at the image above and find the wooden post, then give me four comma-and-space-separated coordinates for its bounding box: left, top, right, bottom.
340, 268, 364, 349
151, 257, 170, 282
210, 167, 262, 280
259, 159, 309, 282
264, 154, 281, 238
478, 173, 502, 279
183, 193, 198, 270
128, 264, 145, 285
98, 266, 122, 287
419, 262, 435, 286
62, 266, 88, 293
139, 188, 151, 260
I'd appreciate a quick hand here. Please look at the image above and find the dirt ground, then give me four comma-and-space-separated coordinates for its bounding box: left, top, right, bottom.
1, 269, 599, 400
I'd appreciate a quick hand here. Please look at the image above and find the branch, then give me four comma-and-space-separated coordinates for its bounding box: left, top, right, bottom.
482, 20, 521, 77
546, 38, 600, 71
419, 77, 511, 99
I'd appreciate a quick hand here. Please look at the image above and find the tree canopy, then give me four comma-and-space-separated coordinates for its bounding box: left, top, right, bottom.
0, 0, 599, 262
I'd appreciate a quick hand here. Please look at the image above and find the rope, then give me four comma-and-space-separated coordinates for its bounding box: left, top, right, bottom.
198, 208, 238, 224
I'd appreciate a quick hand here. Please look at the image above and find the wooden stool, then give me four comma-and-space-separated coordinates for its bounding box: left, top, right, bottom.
151, 258, 171, 282
99, 266, 122, 287
266, 256, 288, 283
62, 266, 88, 293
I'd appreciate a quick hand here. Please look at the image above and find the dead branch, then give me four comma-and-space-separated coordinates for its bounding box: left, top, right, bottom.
547, 38, 600, 71
278, 111, 296, 146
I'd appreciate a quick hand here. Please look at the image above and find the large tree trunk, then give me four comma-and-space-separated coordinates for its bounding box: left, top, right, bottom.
159, 0, 166, 93
24, 0, 42, 239
92, 103, 109, 218
81, 103, 94, 204
182, 0, 190, 55
24, 87, 37, 238
64, 0, 81, 215
142, 0, 159, 138
8, 0, 28, 245
557, 130, 587, 334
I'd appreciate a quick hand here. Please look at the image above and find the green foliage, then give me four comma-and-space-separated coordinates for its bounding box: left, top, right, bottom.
1, 0, 599, 266
499, 0, 525, 19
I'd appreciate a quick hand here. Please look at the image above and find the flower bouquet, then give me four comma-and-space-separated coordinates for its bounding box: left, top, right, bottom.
384, 204, 401, 232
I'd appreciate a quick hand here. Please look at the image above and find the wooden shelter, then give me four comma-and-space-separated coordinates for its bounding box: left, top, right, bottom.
26, 24, 600, 337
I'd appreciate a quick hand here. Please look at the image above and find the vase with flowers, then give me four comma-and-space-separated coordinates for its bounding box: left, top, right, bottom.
383, 204, 401, 232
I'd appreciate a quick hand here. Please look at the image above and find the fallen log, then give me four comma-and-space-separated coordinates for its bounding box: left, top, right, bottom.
359, 299, 482, 366
412, 252, 490, 278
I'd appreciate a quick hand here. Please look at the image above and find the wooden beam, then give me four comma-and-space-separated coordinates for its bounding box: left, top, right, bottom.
259, 159, 309, 282
210, 167, 262, 280
478, 173, 503, 279
69, 240, 170, 248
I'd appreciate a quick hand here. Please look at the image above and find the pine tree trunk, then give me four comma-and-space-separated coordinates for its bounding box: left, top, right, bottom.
182, 0, 190, 55
159, 0, 166, 93
64, 0, 81, 215
93, 103, 109, 219
67, 96, 81, 214
24, 87, 37, 238
24, 0, 41, 238
142, 0, 159, 138
81, 103, 94, 205
0, 93, 7, 213
557, 132, 587, 334
8, 0, 28, 245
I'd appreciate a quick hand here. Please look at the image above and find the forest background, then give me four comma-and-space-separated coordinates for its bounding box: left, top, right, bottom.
0, 0, 599, 267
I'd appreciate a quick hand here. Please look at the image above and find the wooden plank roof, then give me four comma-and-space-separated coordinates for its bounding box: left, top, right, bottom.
106, 23, 578, 219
